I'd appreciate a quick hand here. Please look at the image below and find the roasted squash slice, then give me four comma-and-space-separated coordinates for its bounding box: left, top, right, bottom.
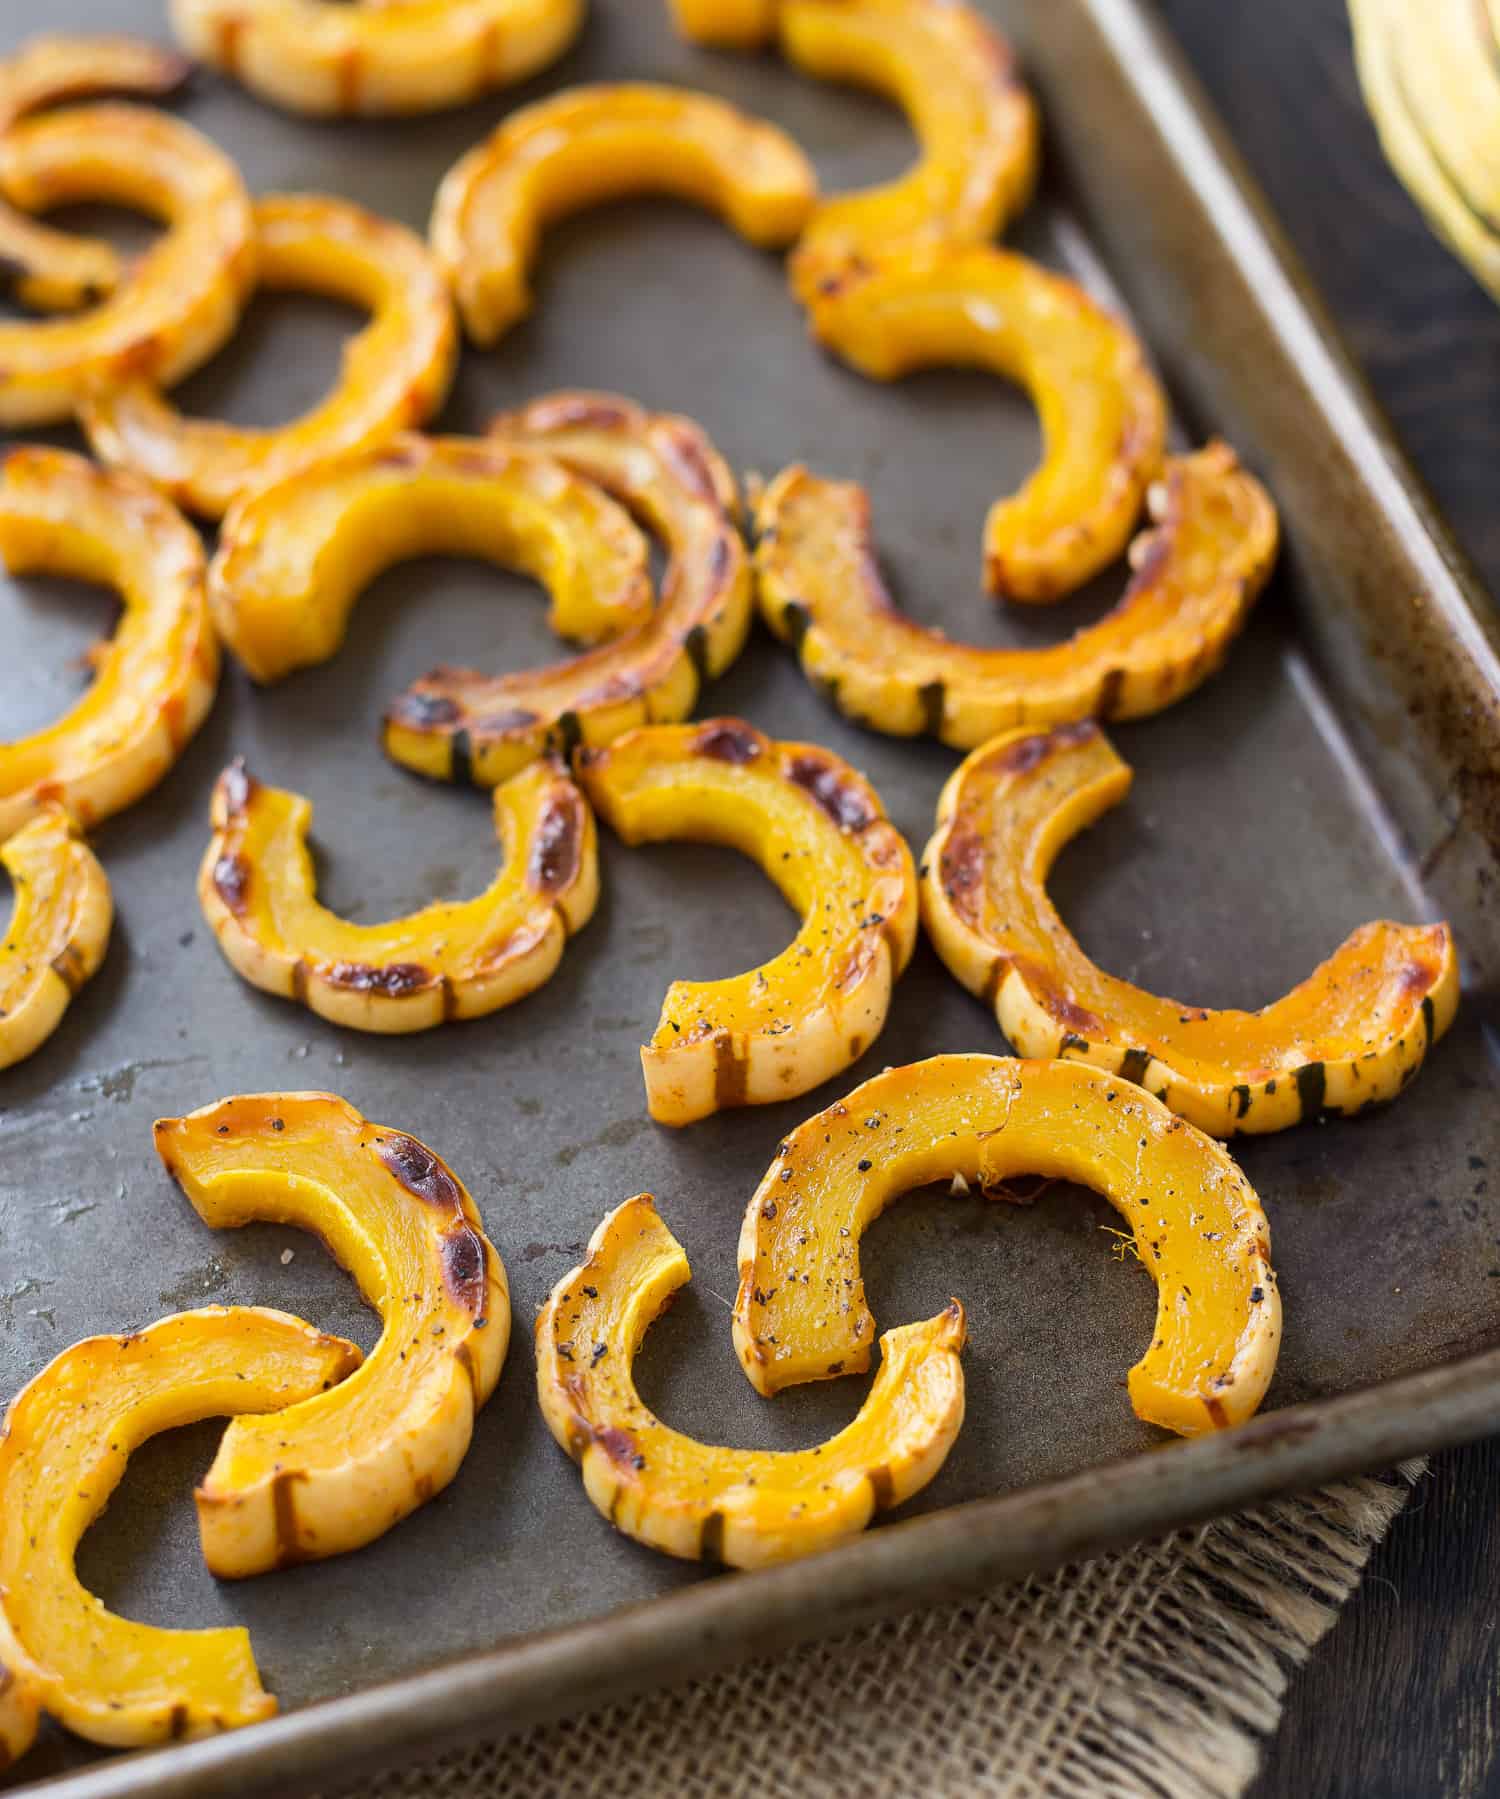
169, 0, 583, 117
576, 719, 917, 1126
807, 247, 1168, 603
0, 447, 218, 844
0, 1638, 39, 1772
209, 433, 650, 688
734, 1054, 1280, 1434
538, 1196, 966, 1568
430, 84, 818, 346
198, 755, 597, 1033
0, 1307, 361, 1748
667, 0, 778, 48
755, 444, 1277, 747
0, 36, 191, 313
0, 104, 255, 428
921, 723, 1460, 1136
155, 1093, 510, 1576
81, 194, 458, 520
0, 805, 112, 1071
387, 391, 752, 785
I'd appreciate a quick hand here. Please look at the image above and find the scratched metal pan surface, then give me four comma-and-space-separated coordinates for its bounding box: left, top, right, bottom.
3, 0, 1500, 1792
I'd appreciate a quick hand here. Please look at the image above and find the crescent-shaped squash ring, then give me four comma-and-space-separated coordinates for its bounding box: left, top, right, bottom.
386, 391, 752, 785
576, 718, 917, 1126
0, 805, 112, 1071
168, 0, 583, 117
921, 723, 1460, 1136
208, 433, 651, 688
155, 1093, 511, 1577
807, 246, 1168, 604
198, 755, 597, 1033
0, 447, 218, 844
537, 1195, 966, 1568
81, 194, 458, 520
430, 84, 818, 347
755, 443, 1277, 747
0, 36, 191, 313
0, 104, 255, 428
734, 1054, 1281, 1434
0, 1307, 361, 1748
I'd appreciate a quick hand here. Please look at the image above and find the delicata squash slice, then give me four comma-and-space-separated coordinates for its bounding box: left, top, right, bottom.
82, 194, 458, 520
199, 755, 597, 1032
734, 1055, 1281, 1435
0, 448, 218, 843
921, 723, 1460, 1137
0, 805, 112, 1071
808, 246, 1168, 603
430, 84, 818, 347
755, 444, 1277, 747
538, 1196, 966, 1568
155, 1094, 510, 1575
0, 1307, 361, 1748
576, 719, 917, 1126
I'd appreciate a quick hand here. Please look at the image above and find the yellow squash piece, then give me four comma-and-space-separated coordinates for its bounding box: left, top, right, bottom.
576, 719, 917, 1126
81, 194, 458, 520
921, 723, 1460, 1137
0, 447, 218, 843
808, 246, 1168, 603
538, 1196, 966, 1567
667, 0, 778, 48
0, 805, 112, 1071
0, 1638, 39, 1772
209, 432, 650, 688
756, 443, 1277, 747
198, 755, 598, 1033
155, 1093, 511, 1576
735, 1054, 1281, 1434
0, 104, 255, 428
430, 84, 818, 346
388, 391, 752, 785
168, 0, 583, 117
0, 1307, 361, 1748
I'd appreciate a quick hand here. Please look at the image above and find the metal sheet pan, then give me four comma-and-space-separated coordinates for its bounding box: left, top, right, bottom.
3, 0, 1500, 1791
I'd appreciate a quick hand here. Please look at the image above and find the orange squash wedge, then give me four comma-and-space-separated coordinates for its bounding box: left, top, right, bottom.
155, 1094, 510, 1576
198, 755, 598, 1033
734, 1055, 1281, 1434
537, 1195, 966, 1567
0, 447, 218, 843
921, 723, 1460, 1136
82, 194, 458, 520
430, 84, 818, 346
576, 719, 918, 1125
0, 1307, 361, 1748
0, 805, 112, 1071
755, 443, 1277, 747
807, 246, 1168, 603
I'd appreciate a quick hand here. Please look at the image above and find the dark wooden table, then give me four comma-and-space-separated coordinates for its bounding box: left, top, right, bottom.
1154, 2, 1500, 1793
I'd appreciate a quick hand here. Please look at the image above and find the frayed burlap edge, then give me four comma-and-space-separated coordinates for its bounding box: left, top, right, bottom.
347, 1463, 1423, 1799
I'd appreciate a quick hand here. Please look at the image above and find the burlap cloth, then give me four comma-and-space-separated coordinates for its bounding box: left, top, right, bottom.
346, 1466, 1419, 1799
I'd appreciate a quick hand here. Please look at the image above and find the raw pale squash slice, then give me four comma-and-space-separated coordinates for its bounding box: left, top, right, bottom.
430, 84, 817, 346
82, 194, 458, 519
0, 447, 218, 844
169, 0, 583, 117
538, 1196, 966, 1568
198, 754, 598, 1033
0, 104, 254, 427
734, 1055, 1281, 1434
576, 719, 918, 1125
155, 1093, 511, 1576
0, 1307, 361, 1748
0, 805, 112, 1071
807, 246, 1168, 603
0, 1636, 39, 1772
208, 433, 650, 688
756, 443, 1277, 747
921, 723, 1460, 1136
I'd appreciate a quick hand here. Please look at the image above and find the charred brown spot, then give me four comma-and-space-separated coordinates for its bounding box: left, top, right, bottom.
376, 1133, 464, 1212
440, 1226, 489, 1315
1204, 1396, 1230, 1429
528, 794, 583, 895
707, 532, 733, 586
786, 754, 875, 831
714, 1029, 748, 1108
220, 757, 255, 817
50, 943, 85, 994
987, 720, 1101, 777
939, 823, 985, 915
216, 15, 244, 76
472, 707, 543, 738
866, 1463, 896, 1509
386, 690, 462, 730
168, 1703, 190, 1741
370, 440, 428, 473
1399, 959, 1438, 999
594, 1425, 645, 1472
521, 395, 632, 434
322, 961, 436, 999
695, 720, 763, 765
699, 1510, 727, 1563
212, 853, 252, 916
660, 429, 718, 503
271, 1469, 308, 1571
455, 1340, 483, 1406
